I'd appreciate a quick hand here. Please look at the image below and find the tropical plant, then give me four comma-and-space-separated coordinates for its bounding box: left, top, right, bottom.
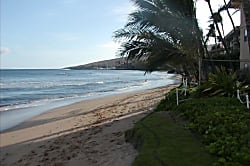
238, 70, 250, 88
219, 0, 240, 54
114, 0, 203, 74
223, 0, 237, 32
174, 97, 250, 165
198, 66, 248, 97
204, 0, 230, 57
205, 23, 216, 45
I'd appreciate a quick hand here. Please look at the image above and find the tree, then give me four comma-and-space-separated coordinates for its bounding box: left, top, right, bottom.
114, 0, 203, 74
221, 0, 240, 52
204, 0, 230, 56
222, 0, 236, 32
205, 23, 216, 45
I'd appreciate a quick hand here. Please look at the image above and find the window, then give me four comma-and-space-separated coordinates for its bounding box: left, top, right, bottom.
244, 64, 248, 69
244, 29, 248, 42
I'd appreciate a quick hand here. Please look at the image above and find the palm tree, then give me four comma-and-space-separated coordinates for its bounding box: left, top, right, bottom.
221, 0, 240, 53
114, 0, 203, 74
204, 0, 230, 56
205, 23, 216, 44
222, 0, 236, 32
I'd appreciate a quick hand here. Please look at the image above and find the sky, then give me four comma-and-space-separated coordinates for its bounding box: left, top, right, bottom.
0, 0, 240, 69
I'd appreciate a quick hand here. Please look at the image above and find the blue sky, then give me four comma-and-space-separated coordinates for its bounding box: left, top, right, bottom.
0, 0, 240, 69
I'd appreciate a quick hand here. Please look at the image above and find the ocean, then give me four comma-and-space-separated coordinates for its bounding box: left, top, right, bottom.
0, 69, 178, 131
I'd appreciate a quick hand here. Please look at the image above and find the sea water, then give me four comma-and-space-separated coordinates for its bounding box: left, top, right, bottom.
0, 69, 178, 131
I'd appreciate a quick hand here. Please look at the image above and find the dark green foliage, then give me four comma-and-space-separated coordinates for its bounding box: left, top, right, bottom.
126, 113, 216, 166
128, 83, 250, 165
203, 51, 240, 71
113, 0, 203, 72
174, 97, 250, 165
156, 88, 177, 111
156, 86, 198, 112
154, 85, 250, 165
198, 67, 249, 97
238, 70, 250, 87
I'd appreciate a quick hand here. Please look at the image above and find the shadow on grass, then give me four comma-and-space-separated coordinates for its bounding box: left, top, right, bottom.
126, 111, 217, 166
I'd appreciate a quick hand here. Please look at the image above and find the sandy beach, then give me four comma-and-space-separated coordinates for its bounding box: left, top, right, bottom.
0, 84, 178, 166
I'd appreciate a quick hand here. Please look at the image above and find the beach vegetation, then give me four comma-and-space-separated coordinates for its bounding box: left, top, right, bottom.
127, 86, 250, 165
238, 70, 250, 86
128, 64, 249, 165
116, 0, 250, 165
197, 66, 249, 97
174, 97, 250, 165
113, 0, 242, 79
125, 112, 217, 166
113, 0, 203, 75
203, 0, 232, 57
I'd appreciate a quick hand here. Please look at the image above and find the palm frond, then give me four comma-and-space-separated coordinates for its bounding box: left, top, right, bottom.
113, 0, 202, 72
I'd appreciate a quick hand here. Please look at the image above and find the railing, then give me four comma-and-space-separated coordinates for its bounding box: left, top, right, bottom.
176, 78, 250, 109
237, 90, 249, 109
176, 77, 188, 106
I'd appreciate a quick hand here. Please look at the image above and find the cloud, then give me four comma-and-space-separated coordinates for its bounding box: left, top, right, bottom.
99, 41, 120, 50
98, 41, 121, 56
46, 32, 81, 41
112, 3, 137, 23
0, 47, 10, 55
112, 3, 137, 15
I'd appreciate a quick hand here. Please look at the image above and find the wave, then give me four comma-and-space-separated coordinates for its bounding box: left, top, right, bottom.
1, 70, 177, 113
0, 70, 179, 132
0, 93, 98, 112
0, 80, 154, 112
96, 81, 104, 84
0, 81, 106, 89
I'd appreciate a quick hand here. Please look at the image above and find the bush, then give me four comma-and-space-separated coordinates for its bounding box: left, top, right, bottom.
155, 88, 177, 112
154, 82, 250, 165
238, 70, 250, 89
156, 85, 199, 112
198, 67, 249, 97
126, 113, 216, 166
174, 97, 250, 165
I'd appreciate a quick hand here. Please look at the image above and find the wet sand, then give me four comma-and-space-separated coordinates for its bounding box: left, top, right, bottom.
0, 84, 178, 166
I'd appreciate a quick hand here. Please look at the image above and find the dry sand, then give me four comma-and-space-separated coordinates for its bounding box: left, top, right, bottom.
0, 84, 178, 166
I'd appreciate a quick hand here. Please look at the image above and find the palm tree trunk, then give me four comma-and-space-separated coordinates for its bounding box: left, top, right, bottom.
202, 38, 210, 57
220, 22, 225, 37
206, 0, 230, 57
223, 0, 236, 32
223, 0, 240, 56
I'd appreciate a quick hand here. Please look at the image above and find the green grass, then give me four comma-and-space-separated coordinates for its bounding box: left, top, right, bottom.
174, 97, 250, 165
127, 87, 250, 165
126, 112, 216, 166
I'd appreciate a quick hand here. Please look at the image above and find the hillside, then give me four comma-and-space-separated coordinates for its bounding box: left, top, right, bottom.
66, 57, 146, 70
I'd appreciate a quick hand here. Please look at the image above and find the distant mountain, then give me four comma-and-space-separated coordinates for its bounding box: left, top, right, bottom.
65, 57, 146, 70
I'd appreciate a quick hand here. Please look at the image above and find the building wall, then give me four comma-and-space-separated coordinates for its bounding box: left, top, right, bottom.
240, 2, 250, 69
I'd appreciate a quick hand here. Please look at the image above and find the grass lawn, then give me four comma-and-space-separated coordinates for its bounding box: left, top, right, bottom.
126, 112, 216, 166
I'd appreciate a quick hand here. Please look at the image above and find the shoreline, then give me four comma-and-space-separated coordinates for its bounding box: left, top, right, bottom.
0, 84, 178, 165
0, 74, 180, 132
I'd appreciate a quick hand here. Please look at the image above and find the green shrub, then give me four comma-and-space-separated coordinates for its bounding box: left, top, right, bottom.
155, 88, 177, 112
155, 86, 198, 112
198, 67, 248, 97
155, 84, 250, 165
238, 70, 250, 91
175, 97, 250, 165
